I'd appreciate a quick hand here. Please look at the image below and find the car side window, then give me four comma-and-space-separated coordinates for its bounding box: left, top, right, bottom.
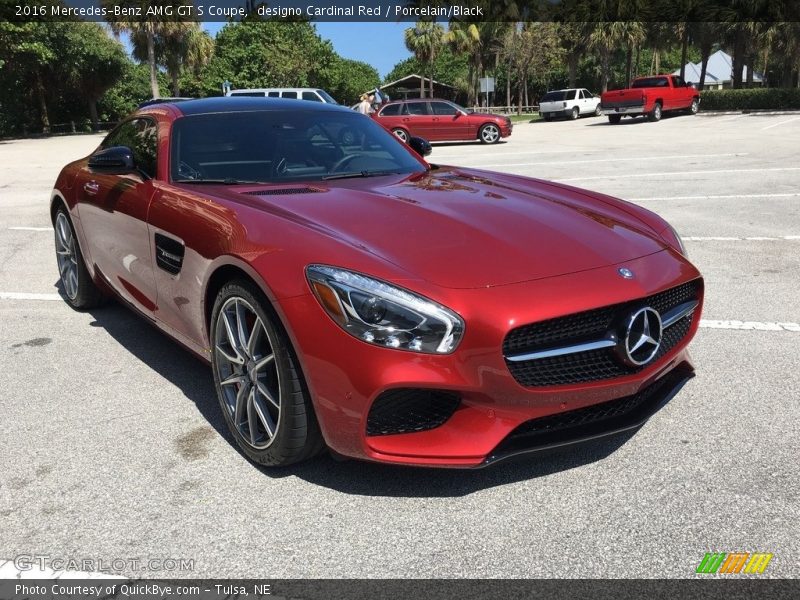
430, 101, 457, 115
100, 118, 158, 178
583, 89, 593, 98
673, 76, 685, 87
406, 102, 429, 116
267, 91, 280, 97
282, 91, 298, 99
380, 104, 401, 116
578, 90, 585, 99
302, 91, 322, 102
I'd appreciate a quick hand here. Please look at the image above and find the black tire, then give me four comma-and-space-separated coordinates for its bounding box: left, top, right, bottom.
210, 280, 324, 467
53, 206, 105, 310
608, 114, 622, 124
648, 101, 663, 122
391, 128, 409, 143
570, 106, 580, 120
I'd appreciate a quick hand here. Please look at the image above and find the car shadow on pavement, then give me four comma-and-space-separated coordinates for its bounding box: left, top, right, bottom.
67, 283, 636, 498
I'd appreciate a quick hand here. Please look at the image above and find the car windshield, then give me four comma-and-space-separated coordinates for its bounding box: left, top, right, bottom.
541, 91, 569, 102
631, 77, 669, 88
170, 110, 426, 183
316, 89, 338, 104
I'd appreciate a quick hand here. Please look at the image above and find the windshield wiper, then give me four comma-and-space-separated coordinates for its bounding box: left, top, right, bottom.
322, 170, 401, 181
174, 178, 265, 185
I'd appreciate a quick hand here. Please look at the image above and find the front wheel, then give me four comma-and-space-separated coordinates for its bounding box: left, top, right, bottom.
479, 123, 501, 144
688, 98, 699, 115
211, 281, 324, 467
648, 102, 663, 122
53, 207, 105, 309
594, 104, 602, 117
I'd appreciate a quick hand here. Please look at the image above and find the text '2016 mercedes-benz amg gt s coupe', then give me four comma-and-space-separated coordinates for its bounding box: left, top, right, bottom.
51, 98, 703, 468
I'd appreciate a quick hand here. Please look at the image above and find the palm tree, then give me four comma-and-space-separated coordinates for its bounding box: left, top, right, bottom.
404, 21, 445, 98
157, 24, 214, 96
444, 21, 480, 104
109, 20, 160, 98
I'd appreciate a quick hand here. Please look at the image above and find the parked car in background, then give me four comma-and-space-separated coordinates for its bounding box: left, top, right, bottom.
600, 75, 700, 123
373, 99, 512, 144
226, 88, 338, 104
539, 89, 601, 120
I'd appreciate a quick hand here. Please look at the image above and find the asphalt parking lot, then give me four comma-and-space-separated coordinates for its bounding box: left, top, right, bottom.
1, 111, 798, 579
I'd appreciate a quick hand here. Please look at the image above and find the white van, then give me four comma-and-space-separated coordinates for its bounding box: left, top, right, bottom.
539, 89, 601, 120
225, 88, 338, 104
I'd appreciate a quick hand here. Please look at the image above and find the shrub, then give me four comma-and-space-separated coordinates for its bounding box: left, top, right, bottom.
701, 88, 800, 111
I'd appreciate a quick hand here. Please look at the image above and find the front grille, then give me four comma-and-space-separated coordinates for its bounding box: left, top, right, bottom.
504, 280, 700, 387
490, 366, 690, 458
366, 389, 461, 436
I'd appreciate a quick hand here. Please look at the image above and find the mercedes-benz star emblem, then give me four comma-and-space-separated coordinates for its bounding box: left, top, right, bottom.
618, 267, 635, 279
620, 307, 663, 366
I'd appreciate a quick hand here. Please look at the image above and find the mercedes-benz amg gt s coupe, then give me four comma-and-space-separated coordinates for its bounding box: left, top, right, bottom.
51, 98, 703, 468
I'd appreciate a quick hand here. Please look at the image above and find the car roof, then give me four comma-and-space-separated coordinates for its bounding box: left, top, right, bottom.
229, 87, 322, 92
164, 96, 352, 116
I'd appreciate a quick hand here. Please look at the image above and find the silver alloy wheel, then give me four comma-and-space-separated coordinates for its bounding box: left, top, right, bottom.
690, 98, 699, 114
653, 103, 662, 120
571, 107, 579, 120
392, 128, 409, 142
481, 124, 500, 143
595, 104, 602, 116
55, 212, 79, 300
214, 297, 282, 449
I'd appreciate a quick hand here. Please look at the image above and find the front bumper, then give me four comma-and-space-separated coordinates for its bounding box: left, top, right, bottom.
600, 104, 646, 116
277, 250, 703, 467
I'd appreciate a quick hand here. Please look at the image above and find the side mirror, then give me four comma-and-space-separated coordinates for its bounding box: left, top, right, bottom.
408, 136, 432, 157
88, 146, 135, 171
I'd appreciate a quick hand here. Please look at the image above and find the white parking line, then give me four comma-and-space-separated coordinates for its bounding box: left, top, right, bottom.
479, 152, 747, 168
559, 167, 800, 182
700, 320, 800, 332
761, 116, 800, 130
433, 148, 583, 160
683, 235, 800, 241
0, 292, 62, 301
8, 226, 53, 231
632, 193, 800, 201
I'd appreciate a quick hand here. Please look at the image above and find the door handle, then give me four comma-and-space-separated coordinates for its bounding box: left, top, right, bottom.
84, 181, 99, 196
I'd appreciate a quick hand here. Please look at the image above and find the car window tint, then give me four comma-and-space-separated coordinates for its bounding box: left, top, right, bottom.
541, 91, 567, 102
578, 90, 585, 99
231, 92, 266, 97
583, 89, 593, 98
406, 102, 429, 116
282, 91, 298, 99
632, 77, 669, 88
101, 118, 158, 178
267, 91, 280, 97
302, 91, 322, 102
380, 104, 401, 116
430, 102, 457, 115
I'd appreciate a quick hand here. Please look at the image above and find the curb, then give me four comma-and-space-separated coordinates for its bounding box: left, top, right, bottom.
698, 109, 800, 116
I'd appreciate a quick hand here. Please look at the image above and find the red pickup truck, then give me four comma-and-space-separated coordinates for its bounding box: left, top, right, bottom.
600, 75, 700, 123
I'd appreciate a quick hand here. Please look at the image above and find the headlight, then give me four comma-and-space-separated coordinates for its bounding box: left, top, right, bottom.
661, 224, 688, 257
306, 265, 464, 354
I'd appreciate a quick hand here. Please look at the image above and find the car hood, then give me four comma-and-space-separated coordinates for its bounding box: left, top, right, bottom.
215, 168, 669, 289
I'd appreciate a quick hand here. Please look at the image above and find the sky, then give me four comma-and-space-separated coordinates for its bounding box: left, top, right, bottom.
202, 21, 411, 79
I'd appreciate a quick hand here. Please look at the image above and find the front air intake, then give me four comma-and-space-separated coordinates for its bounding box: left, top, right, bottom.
366, 389, 461, 436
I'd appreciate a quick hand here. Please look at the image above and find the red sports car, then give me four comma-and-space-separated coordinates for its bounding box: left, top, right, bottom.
51, 98, 702, 468
373, 99, 513, 144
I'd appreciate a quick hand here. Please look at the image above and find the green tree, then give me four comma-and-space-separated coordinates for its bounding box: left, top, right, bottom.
404, 21, 445, 98
157, 24, 214, 96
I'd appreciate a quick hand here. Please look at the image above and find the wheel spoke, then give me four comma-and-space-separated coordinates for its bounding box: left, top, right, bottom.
246, 387, 258, 445
233, 382, 248, 424
254, 353, 274, 372
67, 270, 78, 298
247, 318, 264, 357
252, 392, 276, 438
256, 380, 280, 410
220, 310, 245, 363
215, 344, 241, 366
234, 300, 250, 356
220, 372, 246, 387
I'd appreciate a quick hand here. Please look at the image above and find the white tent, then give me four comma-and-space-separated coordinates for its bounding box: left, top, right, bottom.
673, 50, 764, 90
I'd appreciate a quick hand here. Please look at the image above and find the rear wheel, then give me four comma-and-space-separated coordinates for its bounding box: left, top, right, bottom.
53, 207, 105, 309
648, 102, 663, 122
211, 280, 324, 467
570, 106, 580, 120
391, 128, 409, 143
479, 123, 501, 144
608, 114, 622, 124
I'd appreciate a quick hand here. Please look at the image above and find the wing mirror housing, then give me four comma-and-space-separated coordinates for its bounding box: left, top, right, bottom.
408, 136, 432, 157
88, 146, 136, 172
